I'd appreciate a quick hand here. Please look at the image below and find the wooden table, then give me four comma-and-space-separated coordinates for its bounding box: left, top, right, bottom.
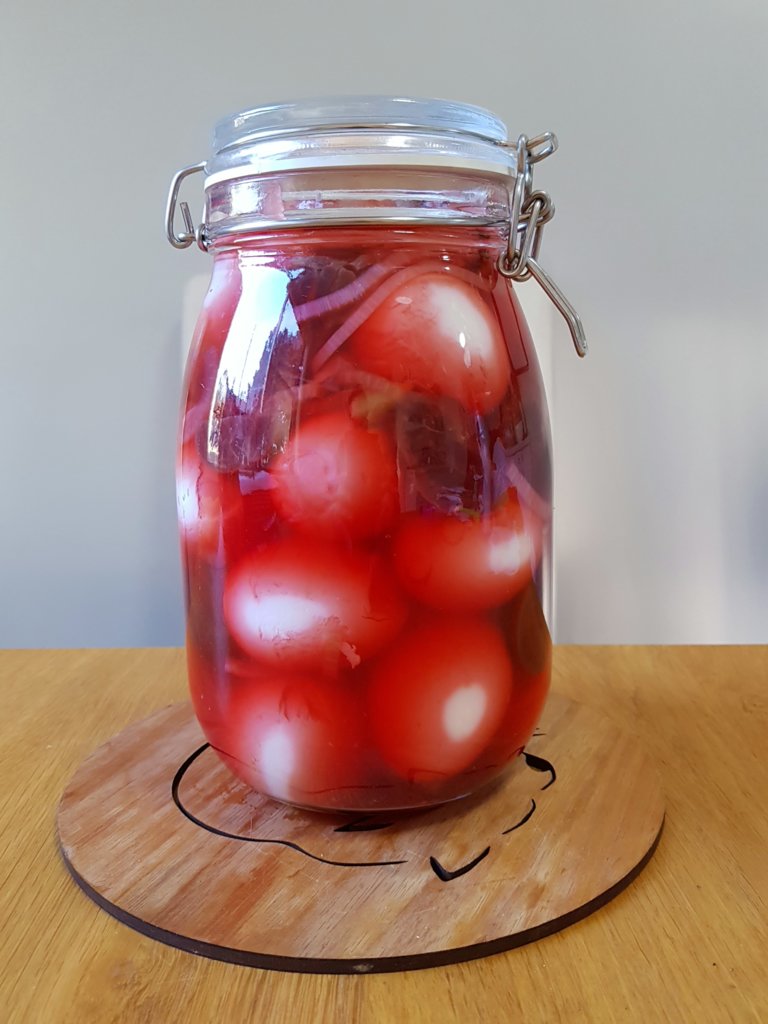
1, 647, 766, 1023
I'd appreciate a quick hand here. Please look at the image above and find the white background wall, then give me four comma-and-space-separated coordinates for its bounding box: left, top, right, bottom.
2, 0, 766, 647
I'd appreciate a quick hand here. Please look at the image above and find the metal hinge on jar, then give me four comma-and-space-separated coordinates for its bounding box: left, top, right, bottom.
497, 133, 587, 357
165, 162, 207, 251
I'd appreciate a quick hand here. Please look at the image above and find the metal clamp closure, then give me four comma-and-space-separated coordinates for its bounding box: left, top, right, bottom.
498, 134, 587, 357
165, 162, 207, 250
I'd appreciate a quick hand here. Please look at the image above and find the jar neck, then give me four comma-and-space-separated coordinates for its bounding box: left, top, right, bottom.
203, 167, 511, 251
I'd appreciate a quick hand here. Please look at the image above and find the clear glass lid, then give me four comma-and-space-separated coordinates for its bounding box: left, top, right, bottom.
205, 95, 516, 183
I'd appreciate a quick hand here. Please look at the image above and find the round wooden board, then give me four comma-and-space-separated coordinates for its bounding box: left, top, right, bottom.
57, 693, 664, 974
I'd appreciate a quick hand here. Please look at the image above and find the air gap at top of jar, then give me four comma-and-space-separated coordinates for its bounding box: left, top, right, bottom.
167, 96, 586, 814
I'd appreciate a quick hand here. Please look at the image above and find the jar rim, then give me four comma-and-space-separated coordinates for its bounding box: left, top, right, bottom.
214, 95, 509, 149
205, 95, 516, 183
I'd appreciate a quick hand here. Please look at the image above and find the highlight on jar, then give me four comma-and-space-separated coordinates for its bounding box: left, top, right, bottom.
177, 242, 552, 812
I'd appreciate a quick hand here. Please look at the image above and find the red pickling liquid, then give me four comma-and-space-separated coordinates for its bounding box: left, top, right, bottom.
178, 227, 552, 812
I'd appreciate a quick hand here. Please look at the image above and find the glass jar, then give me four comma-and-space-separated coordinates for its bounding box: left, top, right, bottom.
167, 96, 585, 813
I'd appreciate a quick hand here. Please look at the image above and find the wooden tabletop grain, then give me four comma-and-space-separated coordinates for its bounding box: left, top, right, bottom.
1, 646, 766, 1023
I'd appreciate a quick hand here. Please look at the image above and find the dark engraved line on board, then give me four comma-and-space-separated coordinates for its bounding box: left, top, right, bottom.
501, 798, 536, 835
522, 750, 556, 789
171, 744, 406, 868
429, 847, 491, 882
335, 817, 395, 833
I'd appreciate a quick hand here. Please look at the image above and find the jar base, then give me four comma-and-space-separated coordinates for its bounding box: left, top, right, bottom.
262, 766, 513, 817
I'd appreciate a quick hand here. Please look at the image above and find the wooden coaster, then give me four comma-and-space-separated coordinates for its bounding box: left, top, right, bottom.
57, 693, 664, 974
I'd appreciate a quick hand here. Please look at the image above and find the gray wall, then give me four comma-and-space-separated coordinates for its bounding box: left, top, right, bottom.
2, 0, 766, 647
